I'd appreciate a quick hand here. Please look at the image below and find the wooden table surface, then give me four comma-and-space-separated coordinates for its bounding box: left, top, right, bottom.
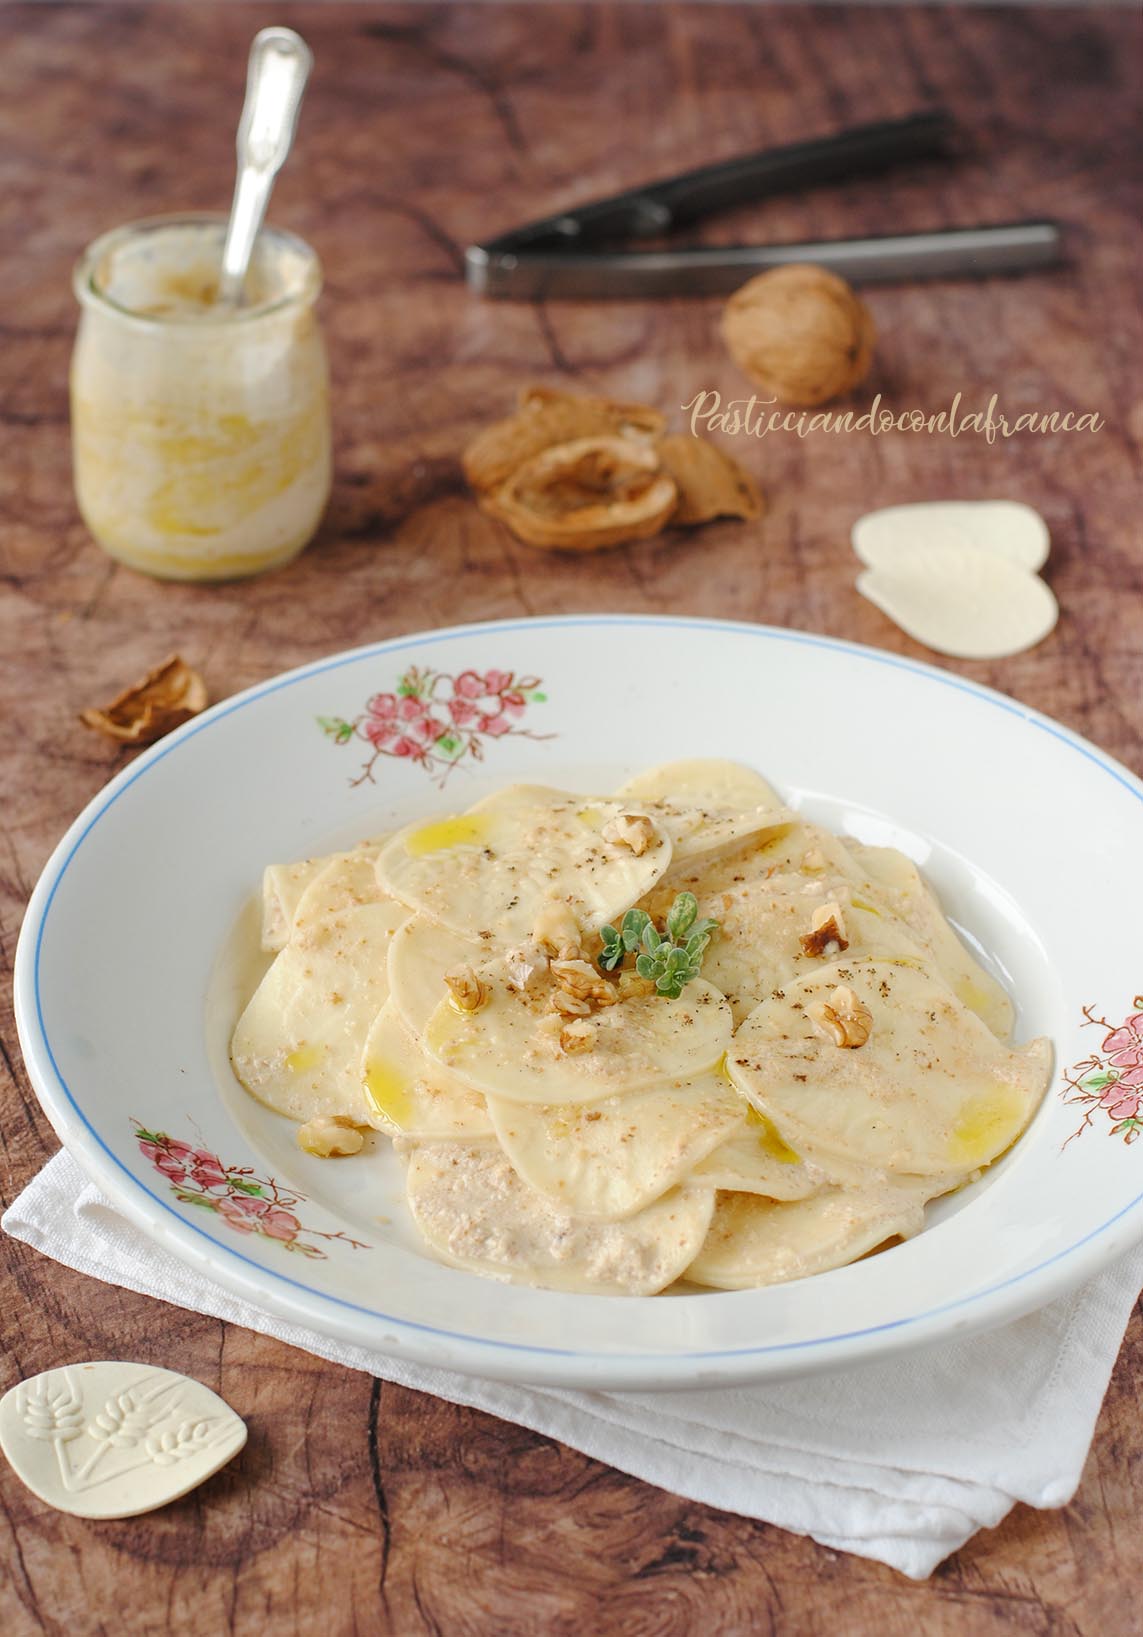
2, 3, 1141, 1631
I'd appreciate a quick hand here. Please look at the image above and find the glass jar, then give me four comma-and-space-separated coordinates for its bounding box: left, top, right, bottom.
70, 213, 331, 581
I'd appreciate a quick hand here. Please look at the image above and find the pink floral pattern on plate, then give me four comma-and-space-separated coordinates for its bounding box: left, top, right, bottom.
1061, 994, 1143, 1147
132, 1122, 370, 1258
318, 664, 552, 788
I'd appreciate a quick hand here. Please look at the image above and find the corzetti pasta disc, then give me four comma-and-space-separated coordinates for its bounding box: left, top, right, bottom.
857, 541, 1058, 659
852, 500, 1050, 572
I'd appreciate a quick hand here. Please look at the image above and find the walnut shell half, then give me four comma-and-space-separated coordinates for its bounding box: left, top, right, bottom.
463, 386, 664, 496
79, 654, 208, 745
657, 434, 763, 526
721, 263, 875, 407
482, 435, 678, 552
518, 384, 665, 437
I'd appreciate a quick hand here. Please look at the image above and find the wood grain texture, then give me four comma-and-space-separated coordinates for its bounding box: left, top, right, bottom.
1, 4, 1141, 1632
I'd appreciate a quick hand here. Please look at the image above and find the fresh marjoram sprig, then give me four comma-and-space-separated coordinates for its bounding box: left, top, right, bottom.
597, 892, 718, 998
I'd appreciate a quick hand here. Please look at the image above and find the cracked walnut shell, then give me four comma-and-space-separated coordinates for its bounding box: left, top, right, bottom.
463, 385, 763, 552
721, 264, 875, 407
463, 386, 663, 496
656, 434, 763, 526
482, 435, 678, 552
79, 654, 207, 746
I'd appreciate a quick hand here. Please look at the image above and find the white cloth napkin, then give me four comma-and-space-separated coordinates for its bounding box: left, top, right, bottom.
5, 1150, 1141, 1580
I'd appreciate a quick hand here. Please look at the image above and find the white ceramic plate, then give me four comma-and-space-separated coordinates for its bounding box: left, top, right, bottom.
15, 617, 1143, 1390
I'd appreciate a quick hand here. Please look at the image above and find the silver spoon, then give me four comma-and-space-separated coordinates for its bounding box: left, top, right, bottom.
217, 27, 313, 308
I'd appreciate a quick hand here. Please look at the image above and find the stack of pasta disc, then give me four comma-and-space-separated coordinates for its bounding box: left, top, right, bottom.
231, 760, 1051, 1295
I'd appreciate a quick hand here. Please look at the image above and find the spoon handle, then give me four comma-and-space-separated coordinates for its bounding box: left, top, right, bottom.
218, 27, 313, 307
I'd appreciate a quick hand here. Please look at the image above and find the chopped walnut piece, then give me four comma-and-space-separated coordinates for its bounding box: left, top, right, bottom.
551, 957, 618, 1007
532, 900, 582, 954
550, 989, 591, 1018
551, 957, 600, 998
444, 965, 489, 1013
79, 654, 208, 746
601, 812, 657, 857
617, 971, 656, 1001
810, 984, 872, 1048
505, 940, 548, 994
296, 1115, 365, 1158
535, 1012, 565, 1048
799, 901, 850, 959
559, 1019, 595, 1055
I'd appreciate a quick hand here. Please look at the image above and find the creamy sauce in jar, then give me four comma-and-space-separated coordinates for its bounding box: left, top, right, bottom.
71, 215, 331, 581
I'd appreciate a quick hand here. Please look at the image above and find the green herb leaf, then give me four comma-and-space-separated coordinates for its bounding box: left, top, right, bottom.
666, 892, 698, 941
685, 924, 716, 959
620, 908, 652, 951
600, 894, 719, 998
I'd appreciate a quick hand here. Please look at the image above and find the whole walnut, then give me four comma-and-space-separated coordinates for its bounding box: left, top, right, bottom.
721, 264, 875, 407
